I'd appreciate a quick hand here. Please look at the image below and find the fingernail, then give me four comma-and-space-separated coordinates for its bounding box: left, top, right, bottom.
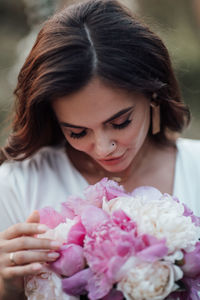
48, 252, 60, 259
32, 263, 42, 271
37, 225, 49, 232
50, 241, 62, 248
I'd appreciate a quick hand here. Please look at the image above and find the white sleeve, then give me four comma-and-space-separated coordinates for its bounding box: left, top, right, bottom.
0, 147, 89, 232
174, 138, 200, 216
0, 162, 27, 231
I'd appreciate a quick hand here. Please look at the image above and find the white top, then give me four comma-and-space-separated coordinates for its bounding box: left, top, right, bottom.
173, 138, 200, 215
0, 138, 199, 231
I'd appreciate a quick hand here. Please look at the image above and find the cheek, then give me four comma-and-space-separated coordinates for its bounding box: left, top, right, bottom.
63, 132, 91, 153
121, 113, 150, 147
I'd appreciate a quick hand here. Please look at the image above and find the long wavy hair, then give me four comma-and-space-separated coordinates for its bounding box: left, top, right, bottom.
0, 0, 190, 164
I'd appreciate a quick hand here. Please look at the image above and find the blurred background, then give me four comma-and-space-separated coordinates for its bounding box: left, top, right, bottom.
0, 0, 199, 146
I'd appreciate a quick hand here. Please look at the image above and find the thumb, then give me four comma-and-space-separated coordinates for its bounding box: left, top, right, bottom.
26, 210, 40, 223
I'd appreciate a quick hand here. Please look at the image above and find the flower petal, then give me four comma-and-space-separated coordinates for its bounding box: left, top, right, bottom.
81, 205, 109, 235
182, 242, 200, 277
84, 178, 126, 205
138, 242, 168, 262
131, 186, 162, 201
62, 268, 92, 296
87, 272, 113, 300
39, 207, 65, 229
67, 220, 86, 246
51, 244, 85, 277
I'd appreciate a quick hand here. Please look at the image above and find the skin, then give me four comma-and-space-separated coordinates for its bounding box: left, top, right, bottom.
52, 78, 151, 173
52, 78, 176, 192
0, 78, 176, 299
0, 211, 62, 299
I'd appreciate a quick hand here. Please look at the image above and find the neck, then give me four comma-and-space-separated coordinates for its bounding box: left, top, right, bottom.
67, 137, 155, 185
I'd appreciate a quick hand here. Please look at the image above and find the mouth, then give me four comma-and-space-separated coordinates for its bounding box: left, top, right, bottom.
98, 153, 125, 166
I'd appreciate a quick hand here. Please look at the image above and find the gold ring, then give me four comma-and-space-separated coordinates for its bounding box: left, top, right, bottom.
9, 252, 17, 266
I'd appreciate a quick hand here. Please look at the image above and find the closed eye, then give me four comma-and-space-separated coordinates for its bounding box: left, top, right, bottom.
70, 130, 87, 139
63, 107, 134, 139
112, 119, 132, 129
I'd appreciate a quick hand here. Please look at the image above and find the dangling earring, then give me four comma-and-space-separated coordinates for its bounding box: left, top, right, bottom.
150, 93, 160, 135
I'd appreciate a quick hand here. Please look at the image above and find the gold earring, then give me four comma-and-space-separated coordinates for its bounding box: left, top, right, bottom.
150, 101, 160, 135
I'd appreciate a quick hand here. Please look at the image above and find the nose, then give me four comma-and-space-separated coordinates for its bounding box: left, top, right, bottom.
94, 132, 116, 158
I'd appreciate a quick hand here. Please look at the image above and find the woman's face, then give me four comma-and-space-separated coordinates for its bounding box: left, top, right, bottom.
52, 78, 151, 173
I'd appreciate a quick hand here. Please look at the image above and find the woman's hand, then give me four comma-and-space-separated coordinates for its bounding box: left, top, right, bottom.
0, 211, 61, 299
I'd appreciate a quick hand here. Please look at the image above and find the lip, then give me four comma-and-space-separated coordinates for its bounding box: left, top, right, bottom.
98, 153, 125, 166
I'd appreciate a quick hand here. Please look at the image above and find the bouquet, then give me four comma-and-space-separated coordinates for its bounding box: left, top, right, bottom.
25, 178, 200, 300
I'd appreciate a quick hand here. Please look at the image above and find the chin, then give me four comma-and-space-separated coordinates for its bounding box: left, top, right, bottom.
99, 160, 131, 174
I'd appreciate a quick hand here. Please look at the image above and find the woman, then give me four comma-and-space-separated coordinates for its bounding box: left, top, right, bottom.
0, 0, 199, 298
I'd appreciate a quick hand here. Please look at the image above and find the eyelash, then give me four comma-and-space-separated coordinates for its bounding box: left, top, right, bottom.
69, 119, 132, 139
70, 130, 87, 139
112, 119, 131, 129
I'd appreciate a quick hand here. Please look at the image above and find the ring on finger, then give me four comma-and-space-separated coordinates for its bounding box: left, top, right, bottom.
9, 252, 17, 266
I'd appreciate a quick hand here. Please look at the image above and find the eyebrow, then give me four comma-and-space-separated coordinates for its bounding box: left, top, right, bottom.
59, 106, 134, 129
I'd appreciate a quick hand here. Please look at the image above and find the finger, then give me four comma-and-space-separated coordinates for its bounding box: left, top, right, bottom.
1, 263, 43, 280
3, 236, 62, 253
7, 250, 60, 266
1, 223, 48, 240
26, 210, 40, 223
26, 211, 40, 238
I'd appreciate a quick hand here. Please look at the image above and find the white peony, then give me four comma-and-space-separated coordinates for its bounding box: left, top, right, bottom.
103, 194, 200, 253
25, 266, 78, 300
117, 258, 183, 300
38, 218, 78, 243
164, 250, 184, 264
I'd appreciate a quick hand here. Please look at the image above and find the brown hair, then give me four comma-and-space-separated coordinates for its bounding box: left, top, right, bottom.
0, 0, 190, 163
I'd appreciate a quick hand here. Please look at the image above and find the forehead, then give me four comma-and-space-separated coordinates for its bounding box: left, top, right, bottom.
52, 78, 148, 125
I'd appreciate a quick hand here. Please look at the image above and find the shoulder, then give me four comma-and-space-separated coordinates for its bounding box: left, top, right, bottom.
0, 146, 77, 230
175, 137, 200, 185
174, 138, 200, 215
177, 137, 200, 150
0, 144, 87, 200
0, 145, 70, 210
0, 145, 68, 180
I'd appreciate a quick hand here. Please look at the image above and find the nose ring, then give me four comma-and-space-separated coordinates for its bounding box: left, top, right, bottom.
111, 141, 116, 147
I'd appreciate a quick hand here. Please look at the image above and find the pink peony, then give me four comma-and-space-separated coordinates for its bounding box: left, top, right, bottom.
39, 207, 66, 229
27, 179, 200, 300
81, 205, 168, 299
181, 242, 200, 278
83, 177, 127, 206
59, 178, 127, 219
82, 207, 137, 298
67, 219, 86, 246
61, 196, 89, 216
62, 268, 93, 296
51, 244, 86, 277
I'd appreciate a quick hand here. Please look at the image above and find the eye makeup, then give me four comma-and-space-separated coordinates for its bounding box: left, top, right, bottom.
112, 119, 132, 129
70, 130, 87, 139
69, 114, 133, 139
61, 106, 135, 139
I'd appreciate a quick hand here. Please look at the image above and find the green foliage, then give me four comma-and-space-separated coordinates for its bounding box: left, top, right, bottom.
138, 0, 200, 138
